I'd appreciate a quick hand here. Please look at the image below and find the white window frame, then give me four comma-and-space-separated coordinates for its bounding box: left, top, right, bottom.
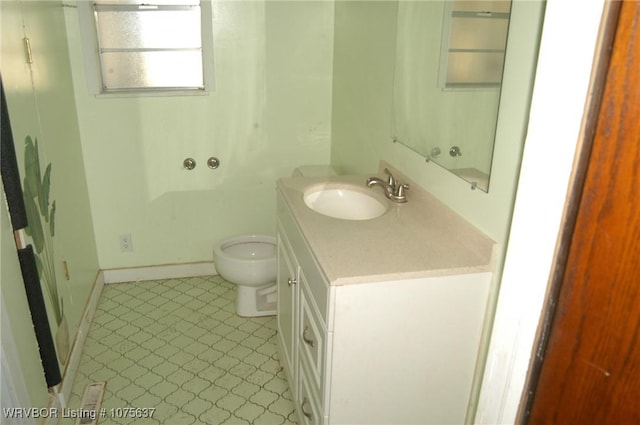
78, 0, 214, 96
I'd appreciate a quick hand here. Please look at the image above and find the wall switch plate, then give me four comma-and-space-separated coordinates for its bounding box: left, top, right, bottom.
120, 233, 133, 252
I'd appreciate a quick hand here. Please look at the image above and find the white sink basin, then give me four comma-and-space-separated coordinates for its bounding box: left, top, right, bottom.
303, 186, 387, 220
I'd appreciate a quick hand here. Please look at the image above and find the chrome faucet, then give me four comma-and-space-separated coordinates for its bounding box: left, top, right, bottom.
366, 168, 409, 203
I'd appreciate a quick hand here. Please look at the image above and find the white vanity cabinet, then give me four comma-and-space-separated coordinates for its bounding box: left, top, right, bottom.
276, 188, 494, 425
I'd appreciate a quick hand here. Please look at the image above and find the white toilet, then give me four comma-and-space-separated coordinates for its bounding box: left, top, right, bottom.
213, 165, 336, 317
213, 234, 277, 317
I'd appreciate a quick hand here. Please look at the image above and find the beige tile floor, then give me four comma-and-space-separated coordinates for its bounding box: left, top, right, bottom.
61, 275, 296, 425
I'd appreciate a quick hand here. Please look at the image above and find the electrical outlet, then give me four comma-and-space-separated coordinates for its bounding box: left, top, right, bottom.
119, 233, 133, 252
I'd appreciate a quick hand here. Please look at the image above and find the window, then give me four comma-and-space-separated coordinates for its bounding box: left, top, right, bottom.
439, 1, 511, 89
79, 0, 214, 95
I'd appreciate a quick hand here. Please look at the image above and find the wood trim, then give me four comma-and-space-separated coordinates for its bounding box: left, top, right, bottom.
516, 1, 622, 421
524, 1, 640, 422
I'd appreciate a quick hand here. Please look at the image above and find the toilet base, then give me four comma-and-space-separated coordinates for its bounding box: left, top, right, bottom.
236, 282, 277, 317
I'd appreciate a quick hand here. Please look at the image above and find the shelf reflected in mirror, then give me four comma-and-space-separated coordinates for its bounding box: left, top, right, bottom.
391, 0, 512, 192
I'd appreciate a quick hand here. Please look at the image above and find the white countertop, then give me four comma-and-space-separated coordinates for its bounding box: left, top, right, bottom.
276, 165, 497, 286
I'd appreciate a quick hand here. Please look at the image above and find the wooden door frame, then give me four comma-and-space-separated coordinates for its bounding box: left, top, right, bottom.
515, 1, 622, 421
519, 0, 640, 422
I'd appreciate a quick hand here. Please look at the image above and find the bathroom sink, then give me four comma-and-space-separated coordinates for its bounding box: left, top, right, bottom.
303, 186, 387, 220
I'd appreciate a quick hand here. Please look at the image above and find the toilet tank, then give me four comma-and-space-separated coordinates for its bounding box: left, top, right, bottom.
292, 165, 337, 177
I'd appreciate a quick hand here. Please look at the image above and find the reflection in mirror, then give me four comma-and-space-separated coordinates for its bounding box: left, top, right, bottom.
391, 0, 511, 192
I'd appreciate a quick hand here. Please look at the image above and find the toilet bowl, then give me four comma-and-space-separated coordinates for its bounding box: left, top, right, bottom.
213, 234, 277, 317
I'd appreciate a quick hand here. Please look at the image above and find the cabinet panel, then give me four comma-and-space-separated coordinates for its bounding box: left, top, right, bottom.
299, 276, 326, 394
276, 224, 298, 382
276, 193, 330, 321
328, 274, 492, 424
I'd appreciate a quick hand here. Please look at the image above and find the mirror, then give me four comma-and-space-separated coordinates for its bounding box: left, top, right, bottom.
391, 0, 512, 192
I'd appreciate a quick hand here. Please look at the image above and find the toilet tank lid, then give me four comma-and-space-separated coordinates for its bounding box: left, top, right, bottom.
292, 165, 337, 177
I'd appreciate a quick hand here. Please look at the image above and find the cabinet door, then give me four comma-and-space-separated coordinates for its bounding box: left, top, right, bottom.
276, 230, 298, 382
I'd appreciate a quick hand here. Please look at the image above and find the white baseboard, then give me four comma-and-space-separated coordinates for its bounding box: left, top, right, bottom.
103, 261, 217, 284
45, 271, 105, 425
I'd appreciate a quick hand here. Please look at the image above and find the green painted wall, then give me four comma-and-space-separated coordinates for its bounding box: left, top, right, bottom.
330, 1, 397, 176
62, 0, 537, 270
1, 0, 100, 393
331, 0, 544, 252
64, 0, 335, 269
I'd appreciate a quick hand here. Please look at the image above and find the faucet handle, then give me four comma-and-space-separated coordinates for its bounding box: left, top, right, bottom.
384, 168, 397, 188
396, 183, 409, 198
